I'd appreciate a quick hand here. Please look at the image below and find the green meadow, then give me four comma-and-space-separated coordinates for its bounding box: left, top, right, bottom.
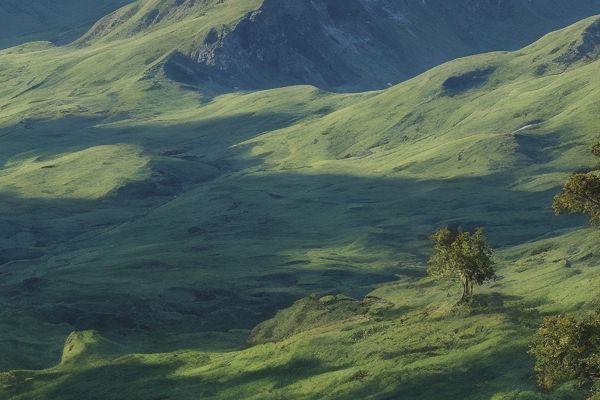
0, 0, 599, 398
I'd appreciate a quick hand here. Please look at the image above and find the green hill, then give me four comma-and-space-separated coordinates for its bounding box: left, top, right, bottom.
0, 0, 130, 49
158, 0, 600, 90
6, 0, 599, 90
0, 0, 599, 398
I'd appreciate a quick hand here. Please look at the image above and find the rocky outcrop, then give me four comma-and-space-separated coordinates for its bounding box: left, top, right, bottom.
556, 17, 600, 65
169, 0, 410, 90
165, 0, 600, 91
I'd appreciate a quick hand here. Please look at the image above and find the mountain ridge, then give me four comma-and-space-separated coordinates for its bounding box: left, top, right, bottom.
0, 3, 600, 399
57, 0, 600, 91
163, 0, 600, 91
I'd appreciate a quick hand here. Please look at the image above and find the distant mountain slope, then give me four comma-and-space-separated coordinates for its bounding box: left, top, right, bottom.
1, 0, 600, 397
0, 0, 598, 378
179, 0, 600, 90
4, 0, 598, 90
80, 0, 600, 91
1, 14, 600, 394
0, 0, 130, 49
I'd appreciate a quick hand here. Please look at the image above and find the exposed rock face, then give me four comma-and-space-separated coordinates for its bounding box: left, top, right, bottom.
165, 0, 600, 91
178, 0, 384, 89
557, 17, 600, 65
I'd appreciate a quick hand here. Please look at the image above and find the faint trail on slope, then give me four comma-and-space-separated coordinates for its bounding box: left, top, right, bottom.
510, 120, 543, 135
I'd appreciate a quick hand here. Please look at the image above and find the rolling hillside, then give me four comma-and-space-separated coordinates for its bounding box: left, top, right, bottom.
0, 0, 130, 49
160, 0, 600, 90
0, 0, 599, 399
13, 0, 600, 91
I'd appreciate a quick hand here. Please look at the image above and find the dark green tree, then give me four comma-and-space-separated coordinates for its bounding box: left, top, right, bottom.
529, 314, 600, 392
427, 227, 495, 303
592, 141, 600, 158
553, 141, 600, 226
536, 141, 600, 399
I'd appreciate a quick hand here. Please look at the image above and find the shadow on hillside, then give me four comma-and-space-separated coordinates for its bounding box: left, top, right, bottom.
10, 335, 538, 399
470, 292, 544, 329
0, 114, 585, 371
0, 0, 131, 50
0, 111, 307, 165
371, 341, 536, 400
18, 355, 338, 399
26, 359, 188, 400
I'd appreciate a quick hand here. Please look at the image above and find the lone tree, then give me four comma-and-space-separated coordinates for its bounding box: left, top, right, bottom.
553, 140, 600, 226
427, 227, 495, 304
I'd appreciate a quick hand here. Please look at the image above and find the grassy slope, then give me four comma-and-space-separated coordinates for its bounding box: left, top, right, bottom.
150, 0, 600, 91
3, 228, 600, 400
0, 0, 131, 49
0, 1, 598, 397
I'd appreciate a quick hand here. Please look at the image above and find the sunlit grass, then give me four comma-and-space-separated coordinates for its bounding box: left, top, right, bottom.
0, 144, 149, 199
0, 3, 598, 399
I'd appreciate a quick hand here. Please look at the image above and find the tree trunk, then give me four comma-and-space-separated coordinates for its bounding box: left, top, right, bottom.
459, 275, 473, 304
459, 275, 469, 304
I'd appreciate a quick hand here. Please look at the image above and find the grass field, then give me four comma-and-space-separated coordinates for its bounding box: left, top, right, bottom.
0, 1, 599, 398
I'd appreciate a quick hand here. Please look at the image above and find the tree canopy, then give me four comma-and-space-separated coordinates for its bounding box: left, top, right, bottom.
530, 313, 600, 392
427, 227, 495, 303
592, 141, 600, 158
553, 141, 600, 226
